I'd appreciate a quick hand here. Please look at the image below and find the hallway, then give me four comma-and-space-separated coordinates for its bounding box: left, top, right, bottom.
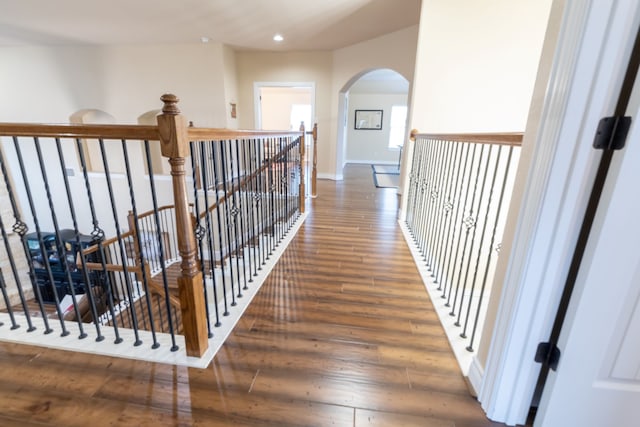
0, 164, 505, 426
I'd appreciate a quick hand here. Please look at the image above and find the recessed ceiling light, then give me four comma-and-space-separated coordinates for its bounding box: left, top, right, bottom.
273, 34, 284, 42
201, 36, 210, 43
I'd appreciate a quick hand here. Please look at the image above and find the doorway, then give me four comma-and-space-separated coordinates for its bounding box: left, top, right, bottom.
336, 69, 409, 181
253, 82, 315, 131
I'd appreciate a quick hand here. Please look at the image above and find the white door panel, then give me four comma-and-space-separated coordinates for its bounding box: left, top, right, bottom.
536, 67, 640, 426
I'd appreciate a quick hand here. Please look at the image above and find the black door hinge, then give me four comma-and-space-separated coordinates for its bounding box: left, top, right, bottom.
535, 342, 561, 371
593, 116, 632, 150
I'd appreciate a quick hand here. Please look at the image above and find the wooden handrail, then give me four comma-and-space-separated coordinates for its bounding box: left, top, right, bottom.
187, 127, 301, 141
410, 131, 523, 146
0, 122, 160, 140
0, 122, 300, 141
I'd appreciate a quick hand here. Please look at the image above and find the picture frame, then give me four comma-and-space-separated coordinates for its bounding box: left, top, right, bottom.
354, 109, 383, 130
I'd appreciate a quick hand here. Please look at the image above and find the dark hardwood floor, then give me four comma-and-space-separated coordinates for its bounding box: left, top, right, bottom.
0, 164, 507, 426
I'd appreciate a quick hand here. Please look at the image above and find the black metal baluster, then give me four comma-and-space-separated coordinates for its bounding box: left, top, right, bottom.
282, 137, 290, 235
143, 140, 178, 351
431, 141, 455, 284
0, 147, 34, 331
461, 145, 499, 337
292, 135, 298, 224
121, 139, 160, 348
191, 140, 216, 334
288, 136, 295, 228
32, 136, 87, 338
423, 138, 439, 268
455, 145, 489, 327
287, 136, 294, 232
406, 139, 422, 242
220, 140, 238, 306
0, 246, 18, 329
448, 144, 483, 317
210, 140, 231, 316
437, 142, 463, 293
236, 139, 253, 290
275, 137, 284, 244
74, 138, 119, 343
408, 138, 424, 248
416, 139, 431, 260
54, 138, 105, 339
232, 138, 247, 294
404, 139, 421, 231
420, 138, 436, 264
12, 137, 62, 334
445, 142, 473, 305
0, 267, 17, 329
466, 146, 515, 351
97, 139, 142, 346
429, 141, 445, 274
254, 138, 266, 268
267, 137, 276, 258
243, 138, 257, 280
36, 138, 85, 332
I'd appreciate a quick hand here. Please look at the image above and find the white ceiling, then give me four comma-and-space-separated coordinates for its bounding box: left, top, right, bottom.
0, 0, 421, 51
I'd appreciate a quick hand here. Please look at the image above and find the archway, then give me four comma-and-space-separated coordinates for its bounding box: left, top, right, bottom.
335, 68, 409, 183
69, 109, 117, 173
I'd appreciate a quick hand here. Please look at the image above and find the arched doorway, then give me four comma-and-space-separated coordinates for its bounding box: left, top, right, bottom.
335, 69, 409, 183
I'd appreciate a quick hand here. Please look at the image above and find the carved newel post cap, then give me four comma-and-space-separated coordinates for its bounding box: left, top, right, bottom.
161, 94, 180, 115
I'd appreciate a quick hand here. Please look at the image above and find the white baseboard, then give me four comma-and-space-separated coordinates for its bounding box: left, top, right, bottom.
317, 173, 343, 181
346, 160, 398, 165
467, 356, 485, 396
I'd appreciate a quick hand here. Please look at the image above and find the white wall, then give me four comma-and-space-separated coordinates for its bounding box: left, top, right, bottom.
0, 43, 231, 125
100, 43, 228, 126
346, 93, 407, 164
0, 46, 106, 122
409, 0, 552, 133
223, 44, 240, 129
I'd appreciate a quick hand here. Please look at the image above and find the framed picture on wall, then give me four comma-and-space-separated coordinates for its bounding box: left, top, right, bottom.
354, 110, 383, 130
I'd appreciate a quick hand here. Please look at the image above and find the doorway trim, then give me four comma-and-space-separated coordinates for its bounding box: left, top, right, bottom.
253, 81, 316, 130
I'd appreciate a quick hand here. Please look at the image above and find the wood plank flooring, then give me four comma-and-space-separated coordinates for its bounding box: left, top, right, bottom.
0, 164, 509, 426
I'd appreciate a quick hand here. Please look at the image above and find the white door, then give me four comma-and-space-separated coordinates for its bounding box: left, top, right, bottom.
535, 73, 640, 425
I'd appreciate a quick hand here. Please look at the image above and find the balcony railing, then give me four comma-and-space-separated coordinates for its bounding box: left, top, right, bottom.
0, 93, 315, 365
401, 131, 522, 372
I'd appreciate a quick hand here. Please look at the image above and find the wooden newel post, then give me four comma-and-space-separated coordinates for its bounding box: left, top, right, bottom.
311, 123, 318, 198
299, 122, 306, 213
157, 93, 209, 357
